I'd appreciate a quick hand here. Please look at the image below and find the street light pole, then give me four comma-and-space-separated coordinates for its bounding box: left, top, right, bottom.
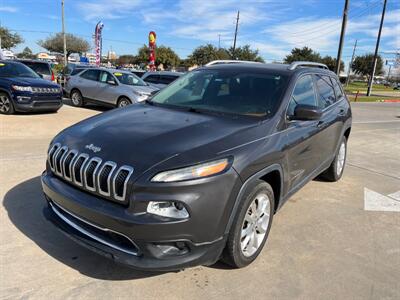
367, 0, 387, 96
345, 39, 357, 87
232, 11, 239, 59
61, 0, 67, 67
335, 0, 349, 75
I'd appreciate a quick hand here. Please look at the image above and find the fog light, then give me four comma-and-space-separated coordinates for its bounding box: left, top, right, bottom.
16, 96, 31, 102
147, 201, 189, 219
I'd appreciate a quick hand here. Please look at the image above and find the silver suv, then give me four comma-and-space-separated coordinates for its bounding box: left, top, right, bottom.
64, 68, 159, 108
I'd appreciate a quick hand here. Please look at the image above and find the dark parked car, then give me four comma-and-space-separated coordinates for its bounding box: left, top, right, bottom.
18, 59, 56, 82
141, 71, 183, 89
131, 69, 146, 78
0, 60, 62, 114
42, 61, 351, 271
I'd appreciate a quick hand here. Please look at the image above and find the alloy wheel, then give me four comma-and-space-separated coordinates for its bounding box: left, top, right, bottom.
71, 92, 81, 106
118, 99, 130, 107
336, 141, 346, 176
240, 193, 271, 257
0, 95, 11, 113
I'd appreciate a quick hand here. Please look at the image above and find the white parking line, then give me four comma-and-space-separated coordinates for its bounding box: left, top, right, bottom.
353, 120, 400, 124
364, 188, 400, 212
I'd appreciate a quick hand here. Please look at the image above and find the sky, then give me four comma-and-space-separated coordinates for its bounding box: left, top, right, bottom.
0, 0, 399, 70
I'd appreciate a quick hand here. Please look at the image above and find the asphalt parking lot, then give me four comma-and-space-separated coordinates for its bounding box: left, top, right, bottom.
1, 101, 399, 299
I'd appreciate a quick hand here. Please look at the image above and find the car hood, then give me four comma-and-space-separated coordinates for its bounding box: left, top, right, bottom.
54, 104, 261, 180
1, 76, 59, 87
130, 85, 159, 94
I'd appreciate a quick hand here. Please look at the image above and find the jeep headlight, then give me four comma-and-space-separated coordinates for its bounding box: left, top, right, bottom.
151, 158, 230, 182
11, 85, 33, 92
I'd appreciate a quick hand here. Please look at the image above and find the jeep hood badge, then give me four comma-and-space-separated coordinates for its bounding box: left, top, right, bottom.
85, 144, 101, 153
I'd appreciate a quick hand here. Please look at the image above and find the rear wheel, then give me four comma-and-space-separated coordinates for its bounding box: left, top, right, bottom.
0, 93, 14, 115
222, 180, 274, 268
320, 136, 347, 182
70, 89, 83, 107
117, 97, 131, 108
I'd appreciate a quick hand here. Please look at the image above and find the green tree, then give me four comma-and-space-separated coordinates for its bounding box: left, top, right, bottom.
284, 47, 321, 64
117, 55, 136, 66
321, 55, 344, 72
228, 45, 264, 62
17, 47, 35, 59
155, 46, 180, 68
352, 53, 384, 80
0, 26, 23, 49
38, 33, 90, 58
135, 45, 180, 68
188, 44, 229, 66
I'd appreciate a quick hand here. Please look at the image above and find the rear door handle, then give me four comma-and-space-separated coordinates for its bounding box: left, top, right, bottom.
338, 108, 345, 116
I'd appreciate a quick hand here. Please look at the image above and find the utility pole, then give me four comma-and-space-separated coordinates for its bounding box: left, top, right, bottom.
218, 34, 221, 49
232, 10, 240, 59
61, 0, 67, 67
335, 0, 349, 75
367, 0, 387, 96
345, 39, 357, 87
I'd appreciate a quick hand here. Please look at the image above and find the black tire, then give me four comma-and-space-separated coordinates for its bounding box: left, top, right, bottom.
117, 97, 131, 108
320, 136, 347, 182
70, 89, 84, 107
0, 92, 15, 115
222, 179, 275, 268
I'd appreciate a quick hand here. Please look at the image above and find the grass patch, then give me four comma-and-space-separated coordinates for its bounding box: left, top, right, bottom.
347, 95, 394, 102
344, 82, 391, 93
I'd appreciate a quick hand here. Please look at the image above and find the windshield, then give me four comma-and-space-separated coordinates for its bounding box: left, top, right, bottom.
21, 62, 51, 75
150, 69, 289, 117
0, 62, 40, 78
113, 72, 147, 86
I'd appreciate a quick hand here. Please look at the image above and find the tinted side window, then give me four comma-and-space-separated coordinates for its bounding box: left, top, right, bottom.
144, 75, 160, 83
71, 68, 86, 76
159, 75, 178, 84
99, 71, 114, 83
287, 75, 316, 116
315, 75, 336, 108
81, 70, 99, 81
21, 62, 51, 75
332, 78, 344, 100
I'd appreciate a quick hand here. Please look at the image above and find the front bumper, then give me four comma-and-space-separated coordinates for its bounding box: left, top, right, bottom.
12, 92, 63, 112
41, 170, 241, 271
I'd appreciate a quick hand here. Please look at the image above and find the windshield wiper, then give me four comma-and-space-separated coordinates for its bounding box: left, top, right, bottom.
145, 99, 153, 105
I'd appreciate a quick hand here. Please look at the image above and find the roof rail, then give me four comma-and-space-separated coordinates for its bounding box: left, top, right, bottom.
288, 61, 329, 71
205, 60, 262, 66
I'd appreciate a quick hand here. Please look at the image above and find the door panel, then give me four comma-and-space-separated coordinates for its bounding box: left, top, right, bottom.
95, 71, 119, 104
285, 74, 322, 190
78, 70, 100, 99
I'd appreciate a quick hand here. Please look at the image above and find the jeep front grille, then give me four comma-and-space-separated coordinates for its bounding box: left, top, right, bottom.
47, 145, 134, 202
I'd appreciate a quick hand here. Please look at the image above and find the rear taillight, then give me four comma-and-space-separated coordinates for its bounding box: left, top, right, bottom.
51, 71, 55, 82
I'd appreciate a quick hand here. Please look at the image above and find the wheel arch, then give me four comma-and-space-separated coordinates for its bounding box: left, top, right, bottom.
224, 164, 283, 235
117, 95, 132, 104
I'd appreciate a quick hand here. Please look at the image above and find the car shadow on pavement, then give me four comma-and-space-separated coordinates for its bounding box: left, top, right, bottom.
62, 98, 111, 112
3, 176, 167, 280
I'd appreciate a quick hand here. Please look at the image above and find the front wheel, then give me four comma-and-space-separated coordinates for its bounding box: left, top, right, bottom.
117, 97, 131, 108
70, 90, 83, 107
320, 136, 347, 182
0, 92, 15, 115
222, 180, 274, 268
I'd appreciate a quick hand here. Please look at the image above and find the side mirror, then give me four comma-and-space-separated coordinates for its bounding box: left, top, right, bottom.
107, 80, 117, 85
291, 104, 322, 121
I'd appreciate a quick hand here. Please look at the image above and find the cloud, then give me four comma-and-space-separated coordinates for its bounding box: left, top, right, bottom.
0, 6, 18, 13
77, 0, 147, 22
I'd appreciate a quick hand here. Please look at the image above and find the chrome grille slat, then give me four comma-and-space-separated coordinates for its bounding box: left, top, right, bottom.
72, 153, 89, 186
62, 150, 78, 181
47, 144, 133, 202
113, 166, 134, 201
97, 161, 117, 196
55, 146, 68, 176
48, 143, 61, 171
83, 157, 102, 192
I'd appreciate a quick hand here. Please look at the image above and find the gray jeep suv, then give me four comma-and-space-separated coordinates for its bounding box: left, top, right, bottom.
64, 68, 159, 108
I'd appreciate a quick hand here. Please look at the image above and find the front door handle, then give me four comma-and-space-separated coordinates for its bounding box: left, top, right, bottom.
338, 108, 345, 116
